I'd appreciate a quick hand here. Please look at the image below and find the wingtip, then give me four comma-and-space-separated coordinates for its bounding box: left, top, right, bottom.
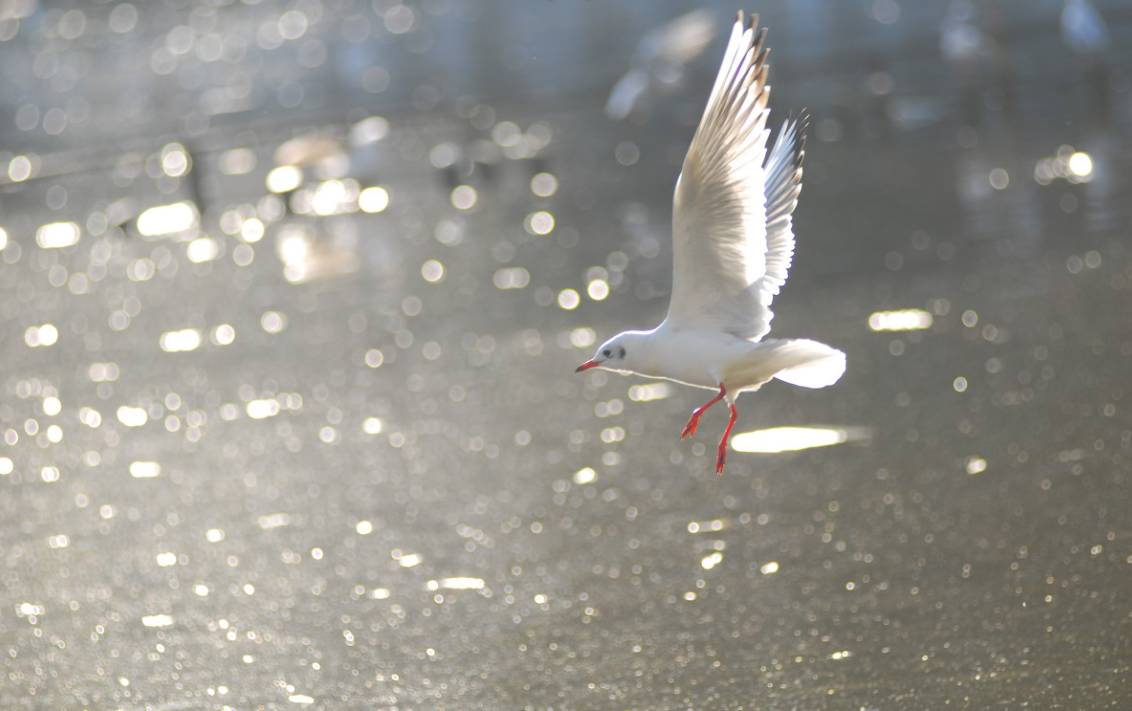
754, 28, 769, 61
737, 10, 761, 34
784, 108, 811, 129
797, 108, 812, 131
781, 109, 811, 160
797, 109, 811, 154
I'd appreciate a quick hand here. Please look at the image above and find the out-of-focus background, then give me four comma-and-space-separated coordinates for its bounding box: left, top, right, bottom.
1, 1, 1131, 708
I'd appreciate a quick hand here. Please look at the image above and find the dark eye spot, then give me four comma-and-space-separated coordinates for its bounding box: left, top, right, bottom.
602, 349, 611, 357
618, 347, 626, 358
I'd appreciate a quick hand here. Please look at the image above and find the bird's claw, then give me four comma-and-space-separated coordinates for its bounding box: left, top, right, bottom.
680, 414, 700, 439
715, 402, 738, 475
715, 444, 728, 475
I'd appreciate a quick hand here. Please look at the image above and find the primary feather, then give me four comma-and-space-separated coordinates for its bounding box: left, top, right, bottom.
666, 12, 806, 342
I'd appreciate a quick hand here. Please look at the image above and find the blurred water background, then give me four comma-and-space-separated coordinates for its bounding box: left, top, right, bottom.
1, 0, 1131, 708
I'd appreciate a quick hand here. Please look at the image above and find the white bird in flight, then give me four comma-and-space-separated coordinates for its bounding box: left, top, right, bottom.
577, 12, 846, 474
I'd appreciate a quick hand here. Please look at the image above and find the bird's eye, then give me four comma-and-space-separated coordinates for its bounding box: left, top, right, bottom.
602, 349, 611, 358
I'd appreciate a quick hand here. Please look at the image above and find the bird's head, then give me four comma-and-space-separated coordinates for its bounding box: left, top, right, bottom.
575, 331, 648, 375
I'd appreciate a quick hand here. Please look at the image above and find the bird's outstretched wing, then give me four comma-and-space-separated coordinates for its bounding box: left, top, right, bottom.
665, 12, 806, 342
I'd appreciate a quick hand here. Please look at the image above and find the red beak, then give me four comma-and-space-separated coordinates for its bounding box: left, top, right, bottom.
575, 359, 600, 373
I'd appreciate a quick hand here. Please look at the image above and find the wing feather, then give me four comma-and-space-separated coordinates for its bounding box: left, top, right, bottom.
758, 112, 807, 305
665, 12, 807, 342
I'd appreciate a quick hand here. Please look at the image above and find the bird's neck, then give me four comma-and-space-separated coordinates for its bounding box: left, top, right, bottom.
626, 326, 672, 378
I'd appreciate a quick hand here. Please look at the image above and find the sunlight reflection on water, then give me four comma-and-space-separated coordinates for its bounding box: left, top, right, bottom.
730, 425, 871, 454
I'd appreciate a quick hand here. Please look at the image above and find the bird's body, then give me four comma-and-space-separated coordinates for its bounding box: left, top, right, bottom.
615, 326, 757, 391
596, 327, 843, 395
578, 12, 845, 474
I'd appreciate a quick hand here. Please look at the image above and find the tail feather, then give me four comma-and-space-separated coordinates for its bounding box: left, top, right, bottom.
770, 339, 846, 388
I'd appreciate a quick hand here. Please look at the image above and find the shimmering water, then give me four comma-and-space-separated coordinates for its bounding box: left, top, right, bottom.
1, 1, 1131, 709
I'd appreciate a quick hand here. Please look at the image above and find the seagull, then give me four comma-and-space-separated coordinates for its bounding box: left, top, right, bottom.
576, 12, 846, 474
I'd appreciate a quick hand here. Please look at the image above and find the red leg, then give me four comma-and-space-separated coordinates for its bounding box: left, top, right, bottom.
681, 384, 727, 439
715, 403, 739, 475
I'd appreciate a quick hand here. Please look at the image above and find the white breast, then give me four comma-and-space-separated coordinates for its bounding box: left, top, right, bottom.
635, 324, 755, 391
